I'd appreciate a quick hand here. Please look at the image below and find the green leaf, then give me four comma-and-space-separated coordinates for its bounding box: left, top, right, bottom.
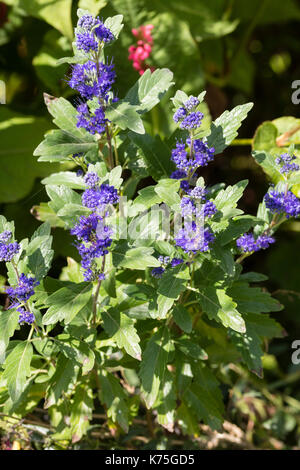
229, 326, 264, 377
26, 222, 53, 280
0, 108, 60, 203
70, 384, 93, 444
43, 283, 93, 325
140, 326, 172, 408
42, 171, 86, 189
176, 337, 208, 360
172, 305, 192, 333
158, 265, 190, 299
155, 370, 176, 432
104, 14, 124, 39
56, 335, 95, 375
129, 132, 175, 181
112, 243, 160, 270
78, 0, 107, 16
34, 129, 98, 163
106, 101, 145, 134
228, 281, 283, 314
154, 178, 181, 208
5, 0, 73, 39
45, 354, 78, 408
0, 310, 19, 364
101, 307, 141, 360
206, 103, 253, 154
217, 215, 256, 246
98, 370, 129, 432
183, 363, 224, 430
125, 68, 174, 114
3, 341, 33, 402
198, 287, 246, 333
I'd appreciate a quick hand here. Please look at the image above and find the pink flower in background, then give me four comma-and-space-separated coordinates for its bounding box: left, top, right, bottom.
128, 24, 154, 75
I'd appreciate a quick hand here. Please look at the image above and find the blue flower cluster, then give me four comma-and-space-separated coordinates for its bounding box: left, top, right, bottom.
170, 102, 216, 255
173, 96, 203, 130
76, 14, 114, 54
236, 233, 275, 253
0, 231, 20, 262
151, 257, 184, 278
264, 190, 300, 218
275, 153, 300, 175
68, 14, 116, 136
6, 273, 39, 325
171, 139, 215, 172
71, 172, 119, 281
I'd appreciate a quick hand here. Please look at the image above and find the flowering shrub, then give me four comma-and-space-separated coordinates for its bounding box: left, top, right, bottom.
1, 9, 300, 447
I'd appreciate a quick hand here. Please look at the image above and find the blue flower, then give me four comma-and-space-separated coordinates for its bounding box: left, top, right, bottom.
0, 241, 20, 262
151, 267, 165, 278
76, 31, 98, 53
6, 273, 39, 308
84, 172, 100, 188
275, 153, 299, 174
17, 307, 35, 325
264, 190, 300, 218
94, 23, 114, 42
0, 231, 12, 243
236, 233, 275, 253
175, 222, 215, 253
179, 111, 203, 130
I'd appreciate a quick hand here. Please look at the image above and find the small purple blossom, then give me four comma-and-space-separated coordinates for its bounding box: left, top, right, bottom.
179, 111, 203, 130
84, 172, 100, 188
0, 242, 20, 262
173, 107, 187, 123
264, 190, 300, 218
17, 307, 35, 325
170, 170, 187, 180
94, 23, 114, 42
70, 213, 101, 242
6, 273, 39, 313
170, 258, 183, 267
275, 153, 299, 174
175, 222, 215, 253
151, 267, 165, 278
0, 231, 12, 243
76, 31, 98, 53
236, 233, 275, 253
183, 96, 199, 111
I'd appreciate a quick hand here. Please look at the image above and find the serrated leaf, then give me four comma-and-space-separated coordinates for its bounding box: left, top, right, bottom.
3, 341, 33, 402
0, 310, 19, 364
98, 370, 129, 432
125, 68, 174, 114
106, 101, 145, 134
229, 326, 264, 377
42, 171, 86, 189
26, 222, 53, 280
172, 305, 192, 333
70, 383, 93, 443
198, 287, 246, 333
206, 103, 253, 154
129, 132, 175, 181
228, 281, 283, 314
140, 326, 172, 408
112, 243, 160, 270
102, 307, 141, 360
45, 354, 78, 408
43, 283, 93, 325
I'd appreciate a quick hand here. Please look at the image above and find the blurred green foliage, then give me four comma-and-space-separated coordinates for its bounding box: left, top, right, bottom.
0, 0, 300, 450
